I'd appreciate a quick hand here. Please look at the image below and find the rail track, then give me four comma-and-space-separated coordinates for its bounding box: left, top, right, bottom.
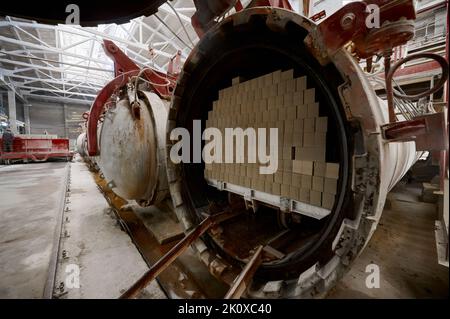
92, 168, 230, 298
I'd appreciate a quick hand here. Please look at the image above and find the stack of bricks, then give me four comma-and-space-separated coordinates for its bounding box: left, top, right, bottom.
204, 69, 340, 210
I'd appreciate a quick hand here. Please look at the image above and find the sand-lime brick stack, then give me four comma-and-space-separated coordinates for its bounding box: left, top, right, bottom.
204, 69, 340, 210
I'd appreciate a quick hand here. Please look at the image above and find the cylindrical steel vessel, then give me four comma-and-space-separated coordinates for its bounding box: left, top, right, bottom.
165, 8, 419, 298
97, 91, 169, 205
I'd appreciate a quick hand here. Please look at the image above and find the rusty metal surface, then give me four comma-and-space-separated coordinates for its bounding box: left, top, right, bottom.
224, 245, 263, 299
355, 20, 415, 59
191, 0, 237, 37
119, 217, 215, 299
103, 40, 176, 98
191, 0, 294, 38
120, 211, 240, 299
315, 2, 367, 57
99, 97, 158, 202
97, 91, 170, 205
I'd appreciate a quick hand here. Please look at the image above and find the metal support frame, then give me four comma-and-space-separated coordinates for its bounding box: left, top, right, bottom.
23, 103, 31, 134
102, 39, 177, 97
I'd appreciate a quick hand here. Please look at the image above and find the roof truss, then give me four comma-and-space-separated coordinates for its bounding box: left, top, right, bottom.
0, 0, 198, 104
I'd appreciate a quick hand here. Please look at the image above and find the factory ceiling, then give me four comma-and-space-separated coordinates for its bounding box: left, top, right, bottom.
0, 0, 199, 105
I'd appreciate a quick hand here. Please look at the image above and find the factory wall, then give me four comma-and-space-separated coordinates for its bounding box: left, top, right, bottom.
28, 101, 65, 137
27, 99, 89, 148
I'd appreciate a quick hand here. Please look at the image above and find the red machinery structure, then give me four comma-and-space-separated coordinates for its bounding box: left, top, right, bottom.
0, 136, 73, 164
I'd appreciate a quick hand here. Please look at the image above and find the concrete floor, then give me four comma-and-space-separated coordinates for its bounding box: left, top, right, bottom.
1, 161, 448, 299
53, 159, 165, 298
328, 182, 449, 298
0, 160, 165, 299
0, 162, 68, 298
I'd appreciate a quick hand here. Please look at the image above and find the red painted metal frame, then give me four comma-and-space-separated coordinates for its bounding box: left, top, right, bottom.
315, 1, 368, 55
0, 137, 72, 162
310, 10, 326, 22
103, 39, 177, 98
86, 40, 179, 156
316, 0, 416, 58
234, 0, 243, 12
86, 70, 139, 156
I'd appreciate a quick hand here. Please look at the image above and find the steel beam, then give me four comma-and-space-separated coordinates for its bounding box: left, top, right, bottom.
23, 103, 31, 134
159, 3, 192, 23
0, 58, 110, 82
17, 85, 97, 98
4, 74, 102, 90
24, 93, 92, 105
0, 21, 173, 59
0, 34, 112, 66
0, 77, 26, 102
7, 90, 17, 134
0, 5, 198, 104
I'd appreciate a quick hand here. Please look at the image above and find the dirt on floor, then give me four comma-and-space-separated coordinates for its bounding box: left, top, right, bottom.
327, 182, 448, 299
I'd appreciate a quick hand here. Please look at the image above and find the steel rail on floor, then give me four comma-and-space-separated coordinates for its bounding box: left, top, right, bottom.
119, 211, 243, 299
44, 162, 70, 298
224, 245, 264, 299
